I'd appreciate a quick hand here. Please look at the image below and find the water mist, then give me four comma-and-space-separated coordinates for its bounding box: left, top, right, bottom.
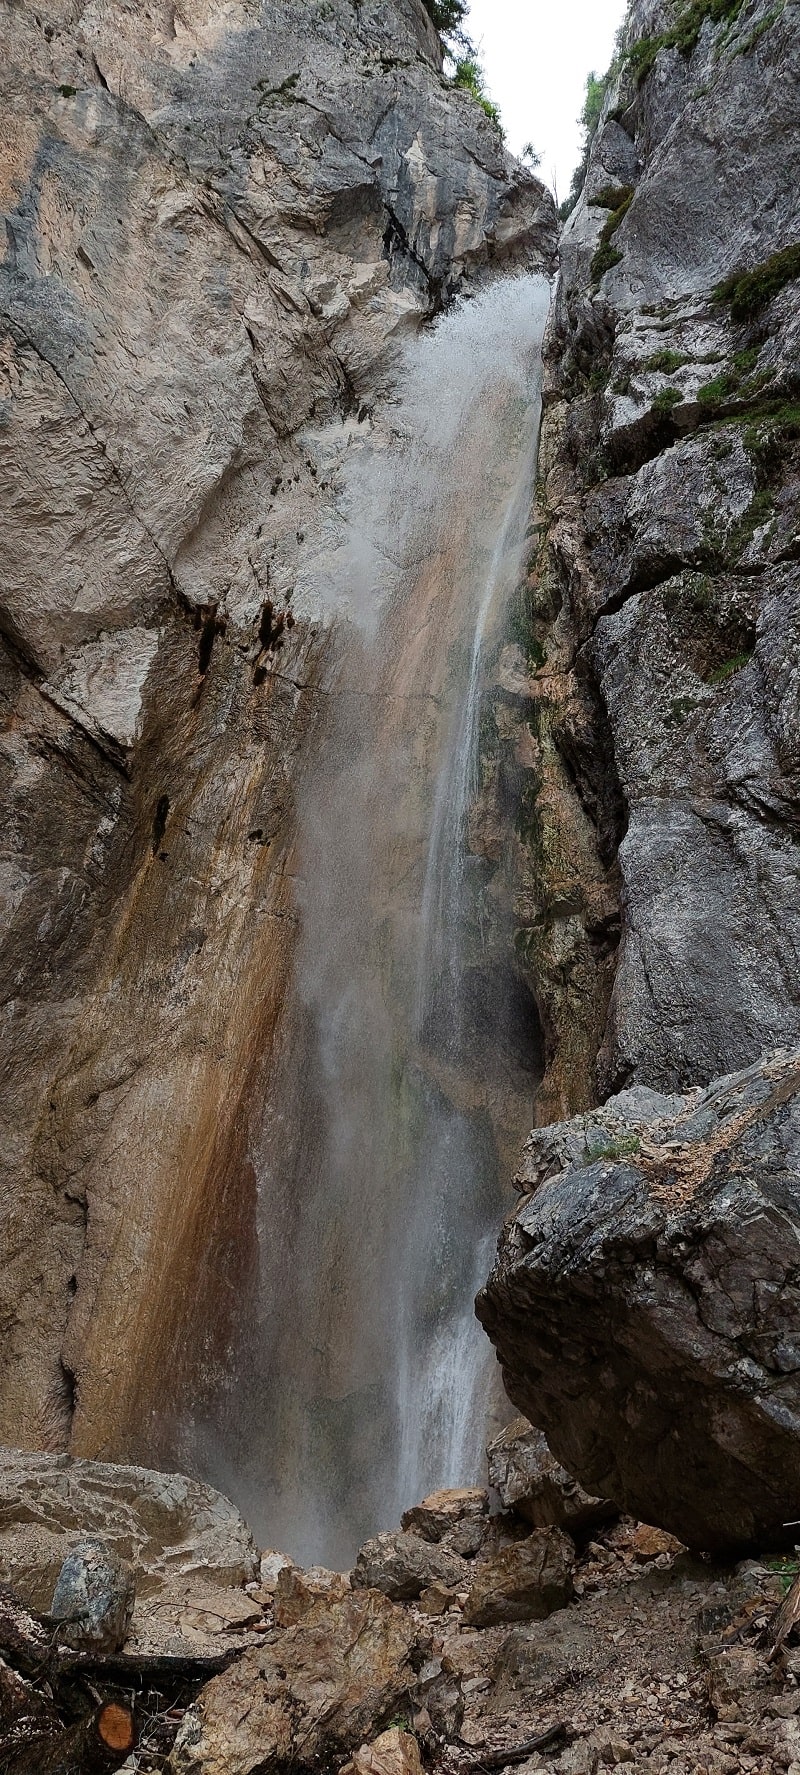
225, 274, 550, 1566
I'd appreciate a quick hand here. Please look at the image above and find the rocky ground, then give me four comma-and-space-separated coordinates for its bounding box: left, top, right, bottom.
3, 1440, 800, 1774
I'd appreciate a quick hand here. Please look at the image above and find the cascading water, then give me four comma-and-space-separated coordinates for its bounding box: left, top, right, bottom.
210, 274, 551, 1566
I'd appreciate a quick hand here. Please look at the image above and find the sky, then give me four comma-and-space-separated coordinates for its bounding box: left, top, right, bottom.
462, 0, 628, 207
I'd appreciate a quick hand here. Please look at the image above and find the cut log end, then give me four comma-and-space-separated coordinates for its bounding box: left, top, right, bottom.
98, 1701, 136, 1754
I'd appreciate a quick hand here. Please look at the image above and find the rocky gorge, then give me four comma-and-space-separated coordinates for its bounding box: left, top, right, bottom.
3, 0, 800, 1768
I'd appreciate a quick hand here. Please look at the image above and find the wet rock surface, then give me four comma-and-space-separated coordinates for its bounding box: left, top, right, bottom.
0, 0, 556, 1466
479, 1048, 800, 1553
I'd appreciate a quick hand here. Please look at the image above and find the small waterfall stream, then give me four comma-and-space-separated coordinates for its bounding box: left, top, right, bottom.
221, 274, 551, 1566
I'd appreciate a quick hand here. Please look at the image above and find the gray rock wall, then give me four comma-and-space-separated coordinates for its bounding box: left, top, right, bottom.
513, 0, 800, 1116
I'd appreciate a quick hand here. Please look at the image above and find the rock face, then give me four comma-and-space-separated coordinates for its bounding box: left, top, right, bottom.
478, 1048, 800, 1553
169, 1588, 423, 1775
0, 1448, 258, 1609
509, 0, 800, 1123
487, 1418, 615, 1533
0, 0, 556, 1467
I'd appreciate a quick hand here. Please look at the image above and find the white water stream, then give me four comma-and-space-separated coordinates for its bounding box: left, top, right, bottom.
225, 274, 551, 1565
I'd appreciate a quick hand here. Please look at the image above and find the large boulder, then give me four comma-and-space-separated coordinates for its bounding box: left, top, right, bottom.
477, 1050, 800, 1554
169, 1588, 423, 1774
461, 1529, 574, 1627
0, 1449, 258, 1610
487, 1418, 615, 1533
351, 1531, 468, 1602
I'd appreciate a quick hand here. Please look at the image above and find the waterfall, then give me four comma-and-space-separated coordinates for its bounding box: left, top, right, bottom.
212, 274, 551, 1567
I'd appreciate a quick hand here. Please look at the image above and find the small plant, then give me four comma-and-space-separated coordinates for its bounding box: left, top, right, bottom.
58, 83, 77, 97
766, 1555, 800, 1595
706, 650, 754, 684
644, 348, 689, 374
584, 1131, 642, 1163
712, 243, 800, 322
652, 385, 683, 413
450, 57, 503, 131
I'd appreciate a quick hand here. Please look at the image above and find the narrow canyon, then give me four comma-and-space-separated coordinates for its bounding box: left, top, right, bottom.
1, 0, 800, 1770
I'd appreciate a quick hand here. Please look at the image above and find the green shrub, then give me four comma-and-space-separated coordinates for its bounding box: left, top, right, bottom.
450, 57, 503, 130
421, 0, 469, 36
712, 243, 800, 322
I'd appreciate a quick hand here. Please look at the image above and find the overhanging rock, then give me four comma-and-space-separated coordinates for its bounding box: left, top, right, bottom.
477, 1048, 800, 1554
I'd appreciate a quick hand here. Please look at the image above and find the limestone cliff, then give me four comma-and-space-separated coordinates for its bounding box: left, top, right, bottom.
512, 0, 800, 1121
0, 0, 556, 1460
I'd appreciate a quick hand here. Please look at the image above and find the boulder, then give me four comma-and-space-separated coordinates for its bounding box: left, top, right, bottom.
169, 1588, 424, 1774
401, 1488, 489, 1543
345, 1727, 423, 1775
273, 1563, 351, 1627
461, 1529, 574, 1627
352, 1531, 468, 1602
0, 1449, 258, 1610
477, 1051, 800, 1554
487, 1418, 616, 1533
50, 1537, 134, 1652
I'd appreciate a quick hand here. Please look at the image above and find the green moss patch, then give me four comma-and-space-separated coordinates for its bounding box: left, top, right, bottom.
590, 190, 633, 284
628, 0, 747, 84
712, 243, 800, 322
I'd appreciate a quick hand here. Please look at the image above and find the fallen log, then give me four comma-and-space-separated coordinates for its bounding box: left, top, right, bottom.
457, 1722, 568, 1770
2, 1699, 136, 1775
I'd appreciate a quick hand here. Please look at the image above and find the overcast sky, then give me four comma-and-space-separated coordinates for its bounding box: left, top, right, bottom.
463, 0, 628, 206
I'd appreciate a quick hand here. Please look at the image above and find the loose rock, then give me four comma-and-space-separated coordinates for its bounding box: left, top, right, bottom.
169, 1588, 423, 1774
487, 1418, 616, 1534
50, 1537, 134, 1652
462, 1529, 574, 1627
352, 1531, 467, 1602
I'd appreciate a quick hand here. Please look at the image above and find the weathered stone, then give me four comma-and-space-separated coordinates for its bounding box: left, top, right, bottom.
0, 1449, 258, 1610
487, 1418, 615, 1533
345, 1727, 423, 1775
50, 1537, 134, 1652
352, 1530, 468, 1602
169, 1588, 423, 1774
273, 1563, 351, 1627
478, 1049, 800, 1554
259, 1549, 294, 1592
401, 1488, 489, 1542
417, 1581, 459, 1617
462, 1529, 574, 1628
